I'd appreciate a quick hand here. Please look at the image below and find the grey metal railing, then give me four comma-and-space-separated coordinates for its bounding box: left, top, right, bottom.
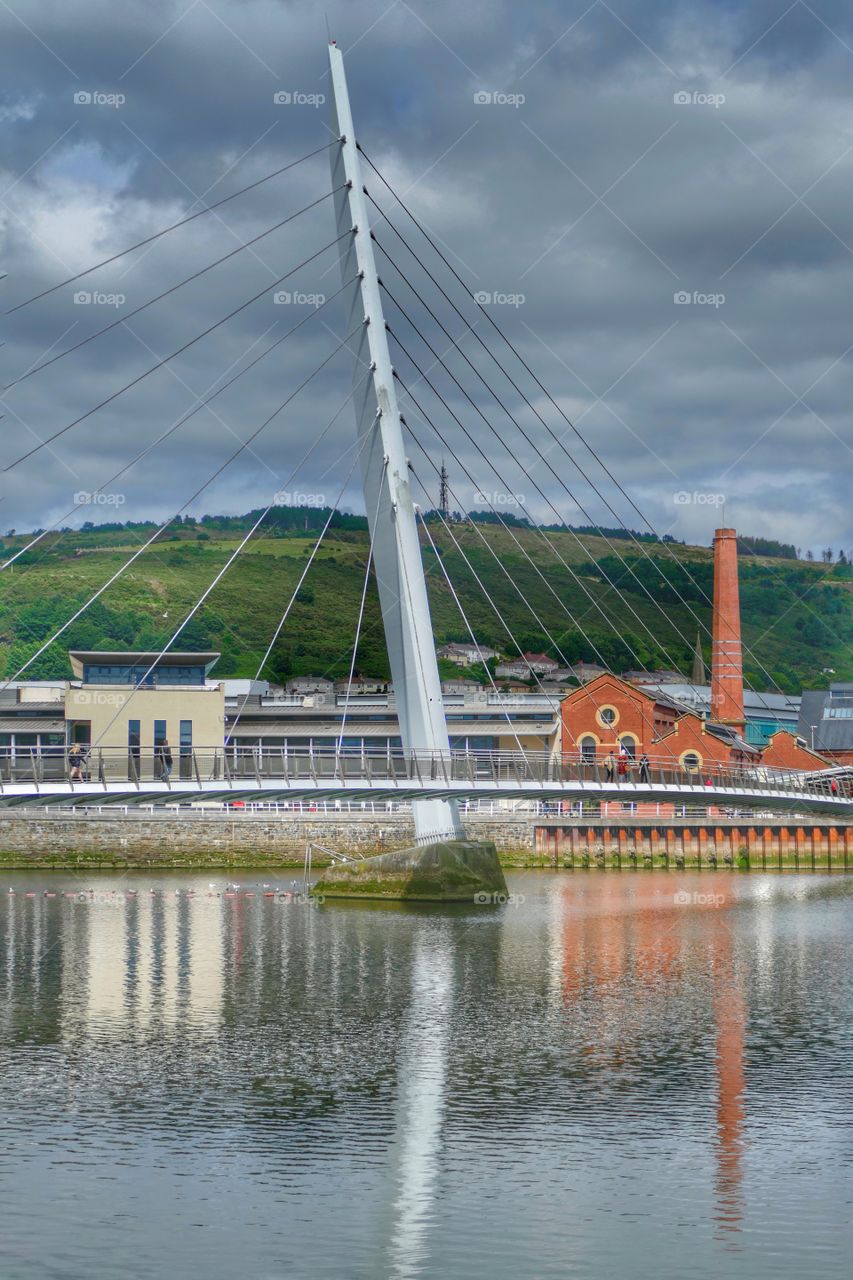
0, 746, 848, 802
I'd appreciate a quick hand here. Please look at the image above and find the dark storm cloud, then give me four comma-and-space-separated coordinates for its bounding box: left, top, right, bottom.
2, 0, 853, 556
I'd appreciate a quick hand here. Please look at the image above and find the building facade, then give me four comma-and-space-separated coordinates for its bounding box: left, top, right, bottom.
561, 672, 825, 774
223, 683, 560, 759
65, 651, 225, 763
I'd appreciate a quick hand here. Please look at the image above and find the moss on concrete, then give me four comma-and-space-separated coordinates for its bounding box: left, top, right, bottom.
314, 839, 508, 902
0, 848, 307, 870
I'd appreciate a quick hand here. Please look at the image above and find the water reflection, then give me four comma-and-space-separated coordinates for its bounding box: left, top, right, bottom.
0, 872, 851, 1280
388, 931, 453, 1278
555, 875, 751, 1236
713, 976, 745, 1238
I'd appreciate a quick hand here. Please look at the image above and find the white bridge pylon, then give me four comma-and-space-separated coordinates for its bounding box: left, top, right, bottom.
327, 41, 463, 845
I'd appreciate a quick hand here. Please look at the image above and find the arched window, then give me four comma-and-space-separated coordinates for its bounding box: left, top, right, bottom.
579, 735, 597, 762
618, 735, 637, 759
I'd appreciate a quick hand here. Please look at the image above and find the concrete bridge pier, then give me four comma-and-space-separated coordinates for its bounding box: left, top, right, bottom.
313, 837, 508, 903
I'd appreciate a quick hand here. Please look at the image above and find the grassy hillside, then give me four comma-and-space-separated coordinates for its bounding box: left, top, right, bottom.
0, 513, 850, 693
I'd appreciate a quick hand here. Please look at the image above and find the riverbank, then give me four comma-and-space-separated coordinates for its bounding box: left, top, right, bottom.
0, 810, 532, 870
1, 809, 852, 871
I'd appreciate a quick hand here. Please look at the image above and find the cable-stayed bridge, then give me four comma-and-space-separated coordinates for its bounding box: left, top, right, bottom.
0, 43, 837, 839
0, 748, 849, 816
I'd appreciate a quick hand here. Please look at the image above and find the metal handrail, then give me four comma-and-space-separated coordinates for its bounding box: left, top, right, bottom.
0, 744, 848, 800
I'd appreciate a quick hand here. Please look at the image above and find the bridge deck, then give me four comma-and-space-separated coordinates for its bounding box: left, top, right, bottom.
0, 749, 849, 814
0, 778, 850, 815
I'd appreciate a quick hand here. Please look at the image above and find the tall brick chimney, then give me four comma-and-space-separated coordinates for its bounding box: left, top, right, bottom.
711, 528, 745, 732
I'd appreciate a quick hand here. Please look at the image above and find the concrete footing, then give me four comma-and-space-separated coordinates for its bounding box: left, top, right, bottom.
313, 838, 508, 902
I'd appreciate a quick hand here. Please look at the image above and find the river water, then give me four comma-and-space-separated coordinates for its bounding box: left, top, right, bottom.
1, 869, 851, 1279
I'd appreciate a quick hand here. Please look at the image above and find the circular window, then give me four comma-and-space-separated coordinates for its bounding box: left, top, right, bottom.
596, 705, 619, 728
680, 751, 702, 771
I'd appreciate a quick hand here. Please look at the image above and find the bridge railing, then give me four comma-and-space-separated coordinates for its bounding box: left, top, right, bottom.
0, 745, 848, 799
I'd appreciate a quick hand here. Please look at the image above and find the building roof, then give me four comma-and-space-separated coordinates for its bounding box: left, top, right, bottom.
640, 681, 801, 718
704, 721, 759, 755
799, 687, 853, 751
0, 716, 65, 733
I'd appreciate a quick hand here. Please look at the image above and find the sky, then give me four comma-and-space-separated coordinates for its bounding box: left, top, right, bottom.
1, 0, 853, 556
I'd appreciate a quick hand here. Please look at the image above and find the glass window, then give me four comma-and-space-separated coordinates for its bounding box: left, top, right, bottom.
83, 662, 206, 687
682, 752, 701, 771
154, 720, 167, 746
128, 720, 141, 779
179, 720, 192, 779
599, 707, 617, 725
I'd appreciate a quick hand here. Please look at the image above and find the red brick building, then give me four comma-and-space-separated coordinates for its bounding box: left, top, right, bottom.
561, 525, 828, 778
561, 673, 826, 774
760, 730, 827, 771
560, 672, 759, 772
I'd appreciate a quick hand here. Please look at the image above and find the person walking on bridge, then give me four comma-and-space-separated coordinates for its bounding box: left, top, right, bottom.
604, 751, 616, 783
68, 742, 84, 783
638, 753, 650, 784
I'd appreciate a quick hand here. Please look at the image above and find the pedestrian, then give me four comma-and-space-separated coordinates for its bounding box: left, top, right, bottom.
617, 751, 628, 779
638, 753, 650, 783
68, 742, 84, 782
604, 750, 616, 782
830, 776, 839, 796
157, 739, 173, 782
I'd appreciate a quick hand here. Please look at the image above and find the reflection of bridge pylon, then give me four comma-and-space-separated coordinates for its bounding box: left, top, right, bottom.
327, 40, 462, 845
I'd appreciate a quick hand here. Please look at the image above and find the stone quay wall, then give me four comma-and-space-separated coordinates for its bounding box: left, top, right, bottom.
0, 810, 535, 867
2, 809, 852, 869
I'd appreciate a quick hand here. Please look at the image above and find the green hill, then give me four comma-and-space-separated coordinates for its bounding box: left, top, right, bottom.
0, 511, 850, 694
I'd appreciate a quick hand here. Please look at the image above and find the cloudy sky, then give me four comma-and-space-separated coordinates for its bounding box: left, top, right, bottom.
1, 0, 852, 555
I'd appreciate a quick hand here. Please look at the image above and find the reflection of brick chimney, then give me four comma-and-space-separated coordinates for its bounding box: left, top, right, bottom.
711, 528, 745, 731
